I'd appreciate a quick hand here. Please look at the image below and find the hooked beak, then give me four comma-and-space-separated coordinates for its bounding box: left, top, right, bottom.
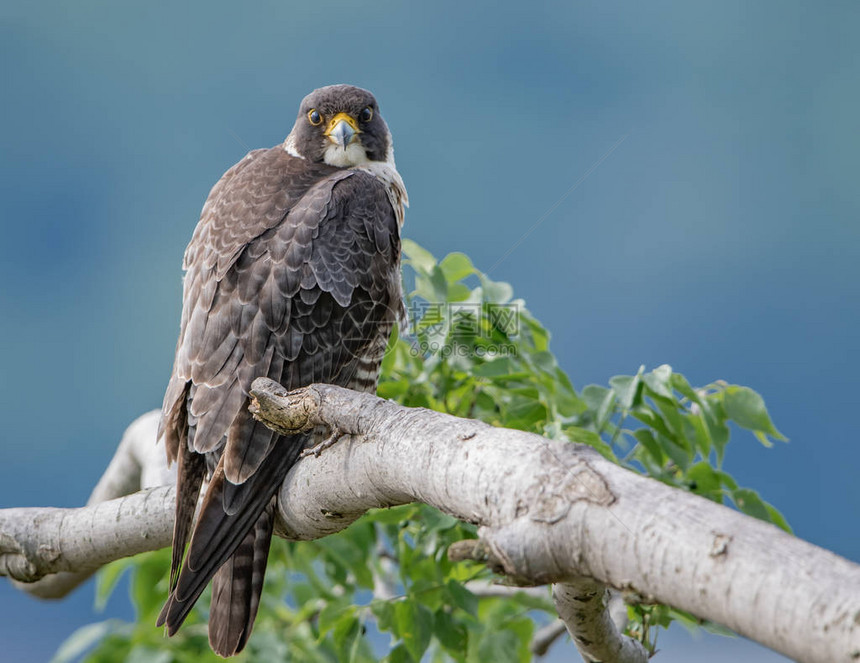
324, 112, 359, 150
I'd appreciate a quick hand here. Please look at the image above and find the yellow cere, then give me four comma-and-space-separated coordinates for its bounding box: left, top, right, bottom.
324, 112, 361, 135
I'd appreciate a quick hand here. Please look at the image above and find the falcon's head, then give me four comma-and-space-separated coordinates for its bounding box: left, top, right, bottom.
285, 84, 394, 168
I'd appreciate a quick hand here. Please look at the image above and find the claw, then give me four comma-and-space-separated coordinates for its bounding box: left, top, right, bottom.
301, 428, 347, 458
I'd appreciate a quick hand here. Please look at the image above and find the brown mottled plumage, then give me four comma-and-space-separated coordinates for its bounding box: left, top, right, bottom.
156, 85, 407, 657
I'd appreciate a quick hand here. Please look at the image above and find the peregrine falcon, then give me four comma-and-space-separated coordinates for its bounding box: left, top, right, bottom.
156, 84, 407, 656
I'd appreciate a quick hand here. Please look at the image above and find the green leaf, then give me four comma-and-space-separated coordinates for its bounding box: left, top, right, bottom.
610, 370, 642, 411
385, 644, 413, 663
686, 410, 712, 457
716, 470, 738, 490
765, 504, 793, 534
472, 357, 522, 378
553, 369, 586, 416
394, 599, 433, 662
472, 630, 520, 663
421, 508, 460, 532
565, 426, 603, 447
518, 311, 549, 351
434, 609, 468, 655
479, 275, 513, 304
81, 634, 134, 663
732, 488, 791, 533
643, 364, 674, 400
402, 239, 437, 274
504, 399, 547, 431
440, 252, 475, 283
248, 631, 291, 660
670, 372, 704, 407
445, 579, 478, 616
497, 587, 553, 612
125, 648, 172, 663
51, 621, 114, 663
129, 550, 169, 620
371, 599, 395, 632
659, 433, 692, 470
368, 504, 418, 525
582, 384, 616, 430
414, 265, 449, 303
630, 407, 675, 443
651, 394, 686, 442
704, 413, 730, 464
332, 614, 361, 662
685, 462, 722, 501
633, 429, 665, 465
319, 603, 353, 636
722, 386, 786, 443
564, 425, 617, 461
732, 488, 771, 523
448, 282, 474, 302
94, 557, 134, 612
505, 616, 536, 663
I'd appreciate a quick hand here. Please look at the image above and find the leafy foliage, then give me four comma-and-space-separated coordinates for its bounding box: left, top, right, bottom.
58, 241, 788, 662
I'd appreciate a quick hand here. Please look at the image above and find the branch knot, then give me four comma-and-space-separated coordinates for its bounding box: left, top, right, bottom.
249, 378, 322, 435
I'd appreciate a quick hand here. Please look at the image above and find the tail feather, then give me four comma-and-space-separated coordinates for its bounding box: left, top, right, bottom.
157, 433, 307, 640
247, 502, 274, 632
169, 444, 206, 591
208, 500, 276, 656
157, 459, 271, 632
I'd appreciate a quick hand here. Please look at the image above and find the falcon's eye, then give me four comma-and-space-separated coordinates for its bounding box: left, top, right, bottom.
308, 109, 323, 126
359, 106, 373, 123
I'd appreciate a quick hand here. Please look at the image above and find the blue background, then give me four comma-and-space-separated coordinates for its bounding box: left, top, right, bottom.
1, 1, 858, 661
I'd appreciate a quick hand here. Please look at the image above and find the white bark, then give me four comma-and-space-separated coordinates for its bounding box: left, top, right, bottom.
2, 379, 859, 663
4, 412, 173, 599
553, 580, 643, 662
0, 486, 173, 582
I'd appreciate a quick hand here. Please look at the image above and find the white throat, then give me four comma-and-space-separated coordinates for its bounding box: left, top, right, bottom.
322, 141, 369, 168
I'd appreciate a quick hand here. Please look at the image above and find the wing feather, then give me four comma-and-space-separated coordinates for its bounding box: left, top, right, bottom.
158, 149, 404, 654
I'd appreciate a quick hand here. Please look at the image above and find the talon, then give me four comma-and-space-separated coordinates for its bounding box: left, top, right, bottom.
301, 428, 347, 458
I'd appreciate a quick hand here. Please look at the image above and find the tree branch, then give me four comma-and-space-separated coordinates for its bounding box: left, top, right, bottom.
2, 380, 859, 663
5, 412, 174, 599
1, 486, 173, 583
553, 580, 644, 662
530, 619, 568, 657
250, 380, 860, 663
